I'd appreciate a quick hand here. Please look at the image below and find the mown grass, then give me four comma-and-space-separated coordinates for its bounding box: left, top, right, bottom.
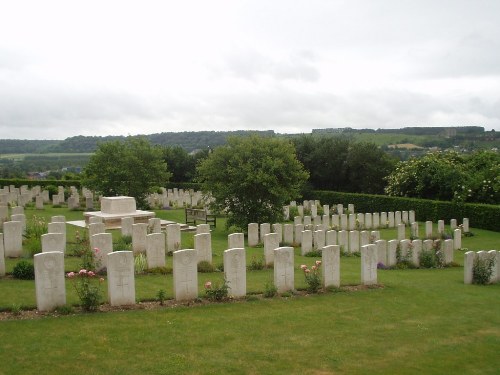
0, 206, 499, 374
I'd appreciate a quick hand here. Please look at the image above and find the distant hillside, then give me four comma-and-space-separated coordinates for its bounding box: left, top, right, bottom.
0, 127, 498, 154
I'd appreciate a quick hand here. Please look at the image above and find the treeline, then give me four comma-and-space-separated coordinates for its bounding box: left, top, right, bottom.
312, 126, 486, 135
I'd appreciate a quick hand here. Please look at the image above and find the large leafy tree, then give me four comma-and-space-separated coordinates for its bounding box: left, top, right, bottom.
82, 137, 171, 208
197, 135, 309, 230
293, 136, 396, 194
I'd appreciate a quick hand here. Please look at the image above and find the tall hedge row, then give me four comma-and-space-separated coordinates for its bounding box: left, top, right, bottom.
305, 190, 500, 232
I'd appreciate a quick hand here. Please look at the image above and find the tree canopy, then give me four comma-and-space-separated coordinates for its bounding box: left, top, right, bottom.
293, 136, 396, 194
82, 137, 171, 208
197, 135, 308, 230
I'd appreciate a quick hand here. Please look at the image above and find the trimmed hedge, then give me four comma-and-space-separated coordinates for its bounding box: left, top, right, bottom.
305, 190, 500, 232
0, 179, 81, 189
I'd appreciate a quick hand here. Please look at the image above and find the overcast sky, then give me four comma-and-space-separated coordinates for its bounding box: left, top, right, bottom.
1, 0, 499, 140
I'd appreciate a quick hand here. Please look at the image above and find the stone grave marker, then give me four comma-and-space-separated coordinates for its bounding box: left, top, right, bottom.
34, 251, 66, 311
224, 247, 246, 297
322, 245, 340, 288
173, 249, 198, 301
108, 251, 135, 306
274, 247, 294, 293
146, 232, 166, 269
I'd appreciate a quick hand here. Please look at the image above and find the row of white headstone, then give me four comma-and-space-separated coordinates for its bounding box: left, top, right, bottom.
463, 250, 499, 284
32, 242, 380, 312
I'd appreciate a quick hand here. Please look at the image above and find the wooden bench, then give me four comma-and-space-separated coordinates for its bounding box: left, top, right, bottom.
185, 208, 216, 228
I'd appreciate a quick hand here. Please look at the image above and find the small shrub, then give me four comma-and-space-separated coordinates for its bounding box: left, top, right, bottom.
12, 260, 35, 280
300, 261, 322, 293
245, 295, 259, 302
263, 281, 277, 298
147, 266, 172, 274
204, 280, 229, 301
157, 289, 167, 305
472, 256, 495, 285
114, 235, 132, 251
67, 270, 104, 312
247, 255, 265, 270
281, 291, 292, 298
198, 261, 216, 273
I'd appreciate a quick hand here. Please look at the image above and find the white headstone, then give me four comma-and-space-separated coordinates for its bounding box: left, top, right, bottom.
387, 240, 398, 266
107, 251, 135, 306
349, 231, 360, 253
397, 224, 406, 241
3, 221, 23, 257
228, 233, 244, 250
167, 224, 181, 252
326, 230, 337, 246
260, 223, 271, 243
41, 233, 65, 253
51, 215, 66, 223
331, 214, 340, 229
173, 249, 198, 301
450, 219, 457, 231
146, 233, 166, 269
409, 210, 415, 224
248, 223, 259, 247
294, 224, 304, 245
376, 239, 387, 265
360, 231, 370, 247
196, 224, 210, 235
425, 221, 433, 239
132, 223, 148, 254
195, 232, 212, 263
272, 223, 283, 244
402, 211, 408, 224
453, 229, 462, 250
463, 251, 475, 284
437, 220, 445, 234
411, 222, 419, 238
411, 239, 422, 267
338, 230, 348, 253
89, 217, 103, 225
264, 233, 280, 265
322, 245, 340, 288
224, 247, 246, 297
11, 214, 26, 234
388, 212, 395, 228
443, 239, 454, 264
361, 244, 377, 285
273, 247, 294, 293
488, 250, 498, 283
303, 216, 312, 226
148, 218, 162, 233
395, 211, 402, 226
301, 230, 312, 256
341, 214, 348, 230
283, 224, 294, 245
372, 213, 380, 229
92, 233, 113, 269
462, 218, 469, 233
365, 213, 372, 229
121, 217, 134, 237
34, 251, 66, 311
48, 222, 66, 247
380, 212, 387, 227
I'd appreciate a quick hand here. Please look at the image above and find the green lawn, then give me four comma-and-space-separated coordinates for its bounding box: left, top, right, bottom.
0, 206, 499, 374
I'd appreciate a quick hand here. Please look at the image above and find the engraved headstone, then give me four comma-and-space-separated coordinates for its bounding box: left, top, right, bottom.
274, 247, 294, 293
224, 247, 246, 297
173, 249, 198, 301
108, 251, 135, 306
35, 251, 66, 311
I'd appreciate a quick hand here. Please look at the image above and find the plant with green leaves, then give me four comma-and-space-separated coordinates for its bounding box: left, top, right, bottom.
67, 269, 104, 312
197, 135, 308, 230
204, 279, 229, 301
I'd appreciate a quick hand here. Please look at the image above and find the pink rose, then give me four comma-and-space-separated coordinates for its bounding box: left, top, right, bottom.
88, 271, 95, 277
300, 264, 307, 270
305, 269, 311, 273
94, 247, 100, 253
67, 272, 75, 278
315, 260, 322, 266
312, 265, 317, 271
204, 281, 212, 289
79, 269, 87, 275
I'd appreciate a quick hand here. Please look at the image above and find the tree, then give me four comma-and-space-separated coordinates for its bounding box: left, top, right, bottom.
162, 146, 196, 183
197, 135, 309, 230
82, 137, 171, 208
293, 135, 396, 194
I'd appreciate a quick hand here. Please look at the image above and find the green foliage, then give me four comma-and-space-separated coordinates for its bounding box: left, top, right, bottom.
0, 178, 81, 190
162, 146, 206, 183
385, 150, 499, 204
67, 270, 103, 312
308, 190, 500, 232
82, 137, 171, 208
21, 215, 48, 257
114, 235, 132, 251
304, 250, 322, 257
156, 289, 167, 305
472, 256, 495, 285
293, 135, 396, 194
55, 305, 75, 315
12, 260, 35, 280
197, 135, 309, 230
204, 279, 229, 301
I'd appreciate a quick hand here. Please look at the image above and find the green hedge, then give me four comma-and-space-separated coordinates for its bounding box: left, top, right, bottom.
305, 190, 500, 232
0, 179, 82, 189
